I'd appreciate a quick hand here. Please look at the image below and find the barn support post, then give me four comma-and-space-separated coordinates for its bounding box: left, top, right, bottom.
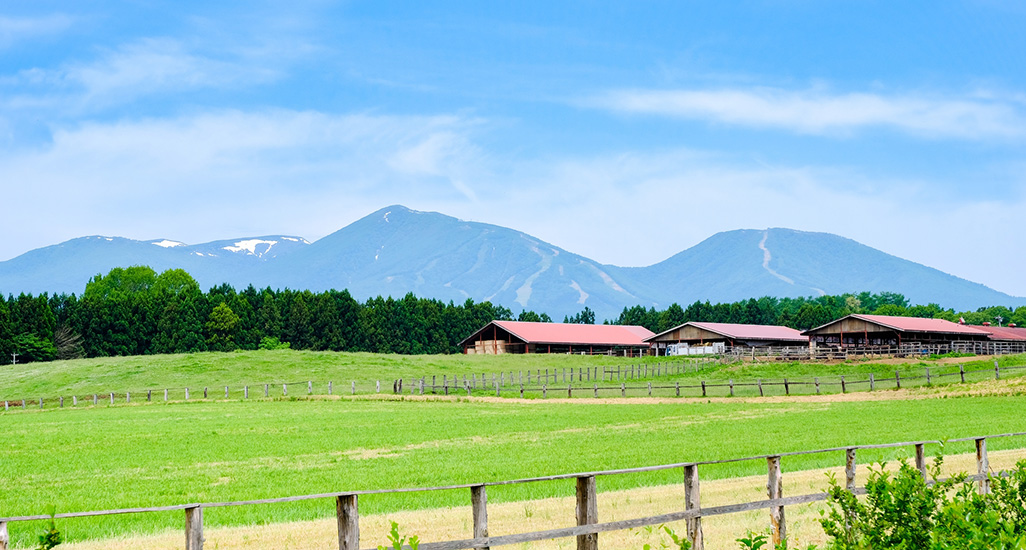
185, 506, 204, 550
471, 485, 489, 550
976, 438, 990, 494
575, 476, 598, 550
767, 456, 785, 545
684, 464, 704, 550
336, 494, 359, 550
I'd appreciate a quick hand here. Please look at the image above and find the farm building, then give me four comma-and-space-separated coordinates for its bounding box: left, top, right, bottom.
645, 322, 808, 356
963, 324, 1026, 355
802, 314, 992, 354
460, 321, 654, 355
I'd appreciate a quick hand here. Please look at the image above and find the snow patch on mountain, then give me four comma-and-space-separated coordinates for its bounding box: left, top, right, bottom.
569, 280, 589, 304
151, 240, 185, 248
223, 239, 277, 257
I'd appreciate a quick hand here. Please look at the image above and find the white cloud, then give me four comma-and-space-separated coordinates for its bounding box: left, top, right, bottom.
447, 148, 1026, 297
0, 109, 486, 259
0, 38, 279, 113
591, 86, 1026, 140
0, 14, 73, 48
2, 108, 1024, 299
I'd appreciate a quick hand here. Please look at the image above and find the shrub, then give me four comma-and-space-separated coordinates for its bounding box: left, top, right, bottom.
820, 455, 1026, 549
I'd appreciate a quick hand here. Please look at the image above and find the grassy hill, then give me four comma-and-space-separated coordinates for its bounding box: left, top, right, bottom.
3, 350, 1025, 401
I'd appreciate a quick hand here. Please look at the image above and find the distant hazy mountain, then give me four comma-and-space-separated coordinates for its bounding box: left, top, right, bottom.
1, 205, 1022, 319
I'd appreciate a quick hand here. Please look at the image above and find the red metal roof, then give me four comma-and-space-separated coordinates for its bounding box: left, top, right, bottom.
807, 314, 992, 336
478, 321, 654, 347
978, 326, 1026, 341
646, 322, 806, 343
689, 322, 807, 342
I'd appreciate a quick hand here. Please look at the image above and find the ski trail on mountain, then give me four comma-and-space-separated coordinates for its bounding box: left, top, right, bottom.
759, 231, 795, 285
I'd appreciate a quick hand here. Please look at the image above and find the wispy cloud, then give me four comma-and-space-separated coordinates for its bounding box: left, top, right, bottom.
0, 14, 73, 48
1, 38, 280, 113
591, 86, 1026, 140
0, 109, 486, 253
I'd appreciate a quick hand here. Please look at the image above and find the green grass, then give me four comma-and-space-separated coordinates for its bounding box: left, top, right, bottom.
4, 395, 1026, 546
2, 350, 1023, 402
0, 350, 665, 400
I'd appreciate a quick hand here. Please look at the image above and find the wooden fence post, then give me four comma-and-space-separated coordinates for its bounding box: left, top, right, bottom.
815, 377, 820, 394
960, 364, 966, 383
245, 386, 249, 399
869, 374, 874, 392
895, 371, 901, 389
225, 386, 230, 398
264, 384, 268, 397
915, 444, 927, 478
594, 384, 598, 398
701, 381, 706, 397
471, 485, 489, 550
845, 448, 857, 492
648, 382, 652, 397
976, 438, 990, 494
676, 382, 680, 397
767, 456, 785, 545
783, 379, 789, 396
185, 506, 204, 550
995, 361, 1001, 380
729, 379, 734, 397
336, 494, 359, 550
576, 476, 598, 550
684, 464, 704, 550
840, 376, 846, 394
621, 383, 625, 397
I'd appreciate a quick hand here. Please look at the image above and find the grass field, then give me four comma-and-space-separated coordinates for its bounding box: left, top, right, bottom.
2, 349, 1024, 401
5, 389, 1026, 547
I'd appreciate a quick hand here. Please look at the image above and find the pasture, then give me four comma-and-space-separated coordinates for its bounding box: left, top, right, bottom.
5, 384, 1026, 547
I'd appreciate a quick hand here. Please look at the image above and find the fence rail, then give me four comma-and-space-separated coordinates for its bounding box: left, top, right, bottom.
2, 432, 1024, 550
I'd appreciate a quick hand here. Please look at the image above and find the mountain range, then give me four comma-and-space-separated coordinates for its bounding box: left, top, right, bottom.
2, 205, 1023, 320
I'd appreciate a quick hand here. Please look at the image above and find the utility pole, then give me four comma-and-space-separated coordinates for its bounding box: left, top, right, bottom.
996, 316, 1004, 327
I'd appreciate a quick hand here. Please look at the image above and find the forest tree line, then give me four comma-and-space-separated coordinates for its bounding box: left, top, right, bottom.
2, 266, 1024, 363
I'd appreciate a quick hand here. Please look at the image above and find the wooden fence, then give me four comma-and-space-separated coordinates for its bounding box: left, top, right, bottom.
4, 359, 1025, 410
2, 432, 1023, 550
725, 341, 1026, 361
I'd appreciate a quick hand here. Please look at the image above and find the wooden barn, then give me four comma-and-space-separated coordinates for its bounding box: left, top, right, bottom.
645, 322, 808, 356
460, 321, 653, 356
802, 314, 991, 354
962, 324, 1026, 355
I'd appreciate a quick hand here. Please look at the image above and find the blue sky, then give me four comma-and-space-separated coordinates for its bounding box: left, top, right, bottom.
2, 1, 1026, 297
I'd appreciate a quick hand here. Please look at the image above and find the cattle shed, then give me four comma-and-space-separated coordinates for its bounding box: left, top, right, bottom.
802, 314, 991, 353
460, 321, 654, 356
962, 324, 1026, 355
645, 322, 808, 355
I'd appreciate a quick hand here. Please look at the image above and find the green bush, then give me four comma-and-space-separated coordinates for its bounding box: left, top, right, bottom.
820, 455, 1026, 549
